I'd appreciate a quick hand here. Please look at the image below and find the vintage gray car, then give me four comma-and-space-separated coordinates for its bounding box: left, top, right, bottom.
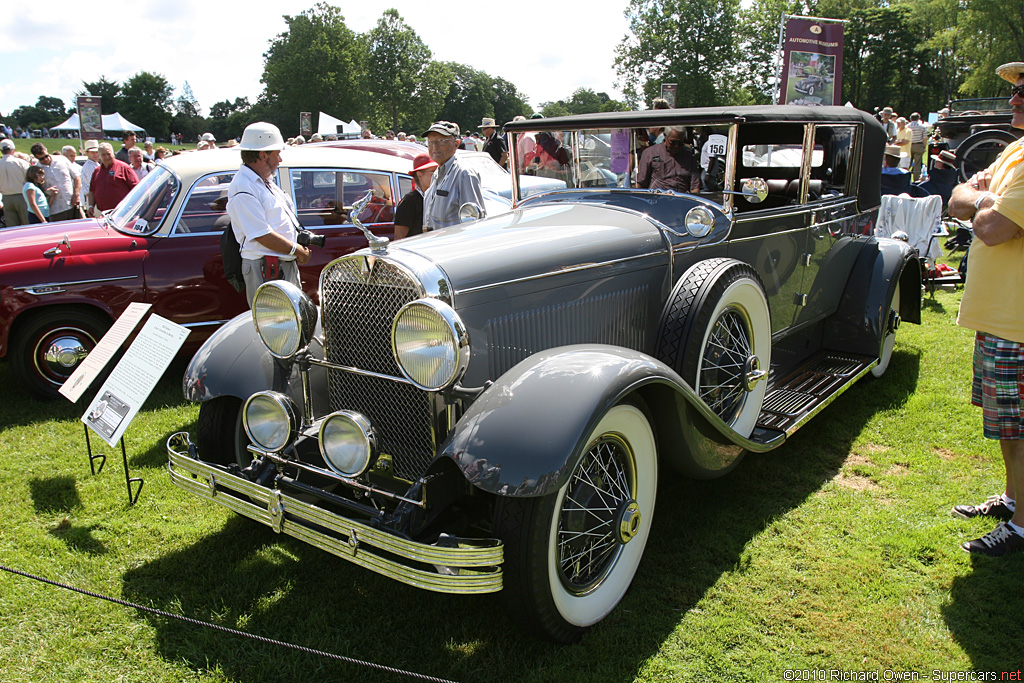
168, 106, 920, 643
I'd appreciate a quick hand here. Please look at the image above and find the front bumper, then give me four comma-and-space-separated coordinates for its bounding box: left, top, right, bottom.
167, 433, 503, 594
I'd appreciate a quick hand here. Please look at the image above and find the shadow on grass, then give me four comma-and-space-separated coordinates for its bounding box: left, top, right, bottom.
943, 545, 1024, 671
48, 519, 109, 555
0, 357, 191, 431
29, 475, 82, 513
121, 349, 921, 683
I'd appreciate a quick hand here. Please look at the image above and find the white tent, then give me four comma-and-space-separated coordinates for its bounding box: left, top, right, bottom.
317, 112, 361, 136
52, 113, 146, 133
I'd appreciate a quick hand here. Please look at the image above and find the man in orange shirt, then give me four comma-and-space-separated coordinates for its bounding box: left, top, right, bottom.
948, 61, 1024, 556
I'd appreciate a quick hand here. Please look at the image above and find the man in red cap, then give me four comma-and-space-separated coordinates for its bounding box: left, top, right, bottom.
948, 60, 1024, 556
393, 153, 438, 239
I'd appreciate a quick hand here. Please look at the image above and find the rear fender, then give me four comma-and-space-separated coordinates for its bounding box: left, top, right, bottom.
440, 345, 775, 497
823, 238, 920, 356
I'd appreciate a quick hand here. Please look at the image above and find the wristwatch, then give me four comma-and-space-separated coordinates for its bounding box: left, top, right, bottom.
288, 242, 297, 256
974, 192, 995, 212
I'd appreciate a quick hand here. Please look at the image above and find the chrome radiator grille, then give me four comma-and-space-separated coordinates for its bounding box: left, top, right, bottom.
320, 256, 435, 481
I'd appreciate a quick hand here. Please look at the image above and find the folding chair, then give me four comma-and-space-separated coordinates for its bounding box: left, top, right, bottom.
875, 194, 958, 293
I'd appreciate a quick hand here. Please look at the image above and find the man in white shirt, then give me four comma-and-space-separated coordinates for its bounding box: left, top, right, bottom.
227, 122, 311, 307
80, 140, 101, 214
907, 113, 929, 181
1, 139, 31, 226
30, 141, 80, 221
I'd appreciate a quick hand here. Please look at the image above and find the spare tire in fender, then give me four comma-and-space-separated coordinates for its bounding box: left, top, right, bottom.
656, 258, 772, 438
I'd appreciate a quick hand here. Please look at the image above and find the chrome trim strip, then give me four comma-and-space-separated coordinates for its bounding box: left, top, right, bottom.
15, 275, 139, 294
250, 445, 425, 507
168, 433, 503, 594
727, 225, 809, 243
456, 251, 663, 296
180, 320, 227, 329
308, 357, 414, 385
783, 359, 877, 437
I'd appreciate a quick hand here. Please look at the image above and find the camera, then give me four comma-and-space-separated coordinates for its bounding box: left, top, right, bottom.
296, 230, 325, 248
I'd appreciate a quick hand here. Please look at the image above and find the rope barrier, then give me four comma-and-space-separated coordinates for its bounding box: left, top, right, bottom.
0, 563, 458, 683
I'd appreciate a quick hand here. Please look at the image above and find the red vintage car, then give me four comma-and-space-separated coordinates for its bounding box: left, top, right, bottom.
0, 146, 416, 398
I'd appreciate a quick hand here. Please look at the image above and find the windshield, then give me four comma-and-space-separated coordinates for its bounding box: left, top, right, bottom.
108, 165, 180, 236
511, 126, 732, 203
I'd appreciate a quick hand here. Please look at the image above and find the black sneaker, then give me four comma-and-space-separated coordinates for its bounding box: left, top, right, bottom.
961, 523, 1024, 557
952, 495, 1014, 521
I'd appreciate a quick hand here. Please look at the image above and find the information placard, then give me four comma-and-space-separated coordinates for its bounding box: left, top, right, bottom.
60, 303, 152, 403
82, 315, 189, 447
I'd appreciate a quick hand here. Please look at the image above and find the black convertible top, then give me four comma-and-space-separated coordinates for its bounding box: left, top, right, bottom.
504, 105, 886, 209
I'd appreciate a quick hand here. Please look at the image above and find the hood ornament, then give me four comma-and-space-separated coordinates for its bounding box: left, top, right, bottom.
350, 190, 389, 254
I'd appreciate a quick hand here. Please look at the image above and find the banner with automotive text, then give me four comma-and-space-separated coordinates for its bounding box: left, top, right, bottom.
780, 17, 844, 106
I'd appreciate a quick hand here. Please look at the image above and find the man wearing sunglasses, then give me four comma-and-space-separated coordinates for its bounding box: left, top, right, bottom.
948, 61, 1024, 556
29, 142, 80, 221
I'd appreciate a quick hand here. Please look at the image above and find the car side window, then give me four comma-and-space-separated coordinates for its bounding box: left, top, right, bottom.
398, 174, 413, 198
813, 125, 856, 197
173, 173, 235, 235
291, 169, 396, 228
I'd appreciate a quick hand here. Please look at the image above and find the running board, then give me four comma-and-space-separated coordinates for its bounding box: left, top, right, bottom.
756, 352, 877, 436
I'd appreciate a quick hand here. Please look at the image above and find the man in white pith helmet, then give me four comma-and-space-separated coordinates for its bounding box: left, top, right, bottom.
227, 121, 310, 306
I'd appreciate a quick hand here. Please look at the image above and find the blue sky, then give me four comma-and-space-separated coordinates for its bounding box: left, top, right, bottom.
0, 0, 631, 119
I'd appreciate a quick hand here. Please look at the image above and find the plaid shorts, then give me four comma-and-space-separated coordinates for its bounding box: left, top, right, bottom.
971, 332, 1024, 440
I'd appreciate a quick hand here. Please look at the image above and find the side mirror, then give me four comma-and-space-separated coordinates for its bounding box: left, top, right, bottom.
458, 202, 483, 223
741, 178, 768, 204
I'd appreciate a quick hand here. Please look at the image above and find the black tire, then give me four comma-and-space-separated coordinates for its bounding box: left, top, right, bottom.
195, 397, 252, 468
9, 308, 111, 399
657, 258, 771, 438
956, 129, 1019, 181
494, 403, 658, 643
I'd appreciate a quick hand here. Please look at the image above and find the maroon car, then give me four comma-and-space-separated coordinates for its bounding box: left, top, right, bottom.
0, 146, 415, 398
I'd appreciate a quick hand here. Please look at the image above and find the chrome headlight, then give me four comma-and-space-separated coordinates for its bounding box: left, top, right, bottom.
392, 299, 469, 391
684, 206, 715, 238
243, 391, 300, 453
252, 280, 318, 359
318, 411, 378, 478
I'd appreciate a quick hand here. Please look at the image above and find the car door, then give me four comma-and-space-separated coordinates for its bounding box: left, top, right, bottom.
727, 123, 814, 335
143, 171, 247, 341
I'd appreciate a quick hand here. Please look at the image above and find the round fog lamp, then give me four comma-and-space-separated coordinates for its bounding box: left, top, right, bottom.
392, 299, 469, 391
252, 280, 318, 359
684, 206, 715, 238
319, 411, 378, 478
243, 391, 299, 453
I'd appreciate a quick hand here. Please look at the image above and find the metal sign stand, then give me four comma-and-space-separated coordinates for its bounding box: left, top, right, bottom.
83, 423, 143, 506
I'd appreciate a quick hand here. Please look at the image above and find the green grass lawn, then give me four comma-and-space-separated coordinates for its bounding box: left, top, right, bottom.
0, 285, 1020, 682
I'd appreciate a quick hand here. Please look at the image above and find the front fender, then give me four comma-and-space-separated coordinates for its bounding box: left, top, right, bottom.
823, 237, 920, 355
439, 344, 779, 498
182, 312, 326, 409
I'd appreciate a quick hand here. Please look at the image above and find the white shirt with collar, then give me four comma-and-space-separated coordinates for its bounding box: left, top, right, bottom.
227, 163, 300, 260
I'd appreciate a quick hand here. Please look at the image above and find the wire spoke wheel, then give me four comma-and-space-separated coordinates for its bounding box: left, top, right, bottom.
697, 305, 754, 424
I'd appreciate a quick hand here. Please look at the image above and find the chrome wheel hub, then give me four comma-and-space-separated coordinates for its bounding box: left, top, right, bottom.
616, 500, 642, 544
41, 336, 89, 373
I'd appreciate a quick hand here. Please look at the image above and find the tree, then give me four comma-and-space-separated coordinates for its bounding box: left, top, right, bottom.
958, 0, 1024, 96
436, 63, 495, 132
736, 0, 811, 105
11, 105, 52, 129
36, 96, 67, 121
119, 71, 174, 139
403, 61, 454, 135
76, 76, 121, 115
615, 0, 740, 108
261, 3, 366, 135
172, 81, 205, 140
365, 9, 432, 133
208, 97, 252, 142
492, 77, 533, 125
